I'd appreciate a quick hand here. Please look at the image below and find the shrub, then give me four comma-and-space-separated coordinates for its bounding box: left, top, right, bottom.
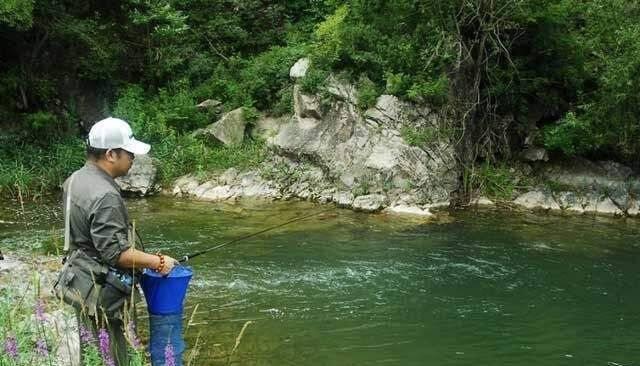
356, 75, 379, 110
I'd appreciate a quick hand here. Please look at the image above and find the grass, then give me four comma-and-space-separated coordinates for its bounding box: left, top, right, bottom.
0, 134, 267, 199
0, 136, 85, 200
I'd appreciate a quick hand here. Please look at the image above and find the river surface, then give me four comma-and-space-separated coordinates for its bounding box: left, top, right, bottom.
1, 198, 639, 365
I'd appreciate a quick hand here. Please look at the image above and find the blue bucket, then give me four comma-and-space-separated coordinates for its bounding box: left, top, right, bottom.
141, 266, 193, 315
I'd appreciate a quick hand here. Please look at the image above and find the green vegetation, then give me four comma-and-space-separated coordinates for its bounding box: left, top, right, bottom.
400, 126, 437, 147
1, 0, 639, 199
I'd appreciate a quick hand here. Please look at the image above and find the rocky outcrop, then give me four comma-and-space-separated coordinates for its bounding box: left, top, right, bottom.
193, 107, 247, 146
116, 154, 157, 196
512, 157, 640, 216
268, 68, 458, 211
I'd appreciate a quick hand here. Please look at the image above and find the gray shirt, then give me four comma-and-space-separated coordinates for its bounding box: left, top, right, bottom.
62, 163, 131, 267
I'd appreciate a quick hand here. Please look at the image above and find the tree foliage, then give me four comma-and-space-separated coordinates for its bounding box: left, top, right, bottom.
1, 0, 640, 197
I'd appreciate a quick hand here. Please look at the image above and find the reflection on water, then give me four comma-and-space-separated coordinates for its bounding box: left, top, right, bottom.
2, 198, 640, 365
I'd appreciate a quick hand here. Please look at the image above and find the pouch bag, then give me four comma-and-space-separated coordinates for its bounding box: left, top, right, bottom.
53, 250, 107, 316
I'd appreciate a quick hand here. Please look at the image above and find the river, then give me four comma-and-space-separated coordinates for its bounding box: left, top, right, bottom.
1, 198, 639, 365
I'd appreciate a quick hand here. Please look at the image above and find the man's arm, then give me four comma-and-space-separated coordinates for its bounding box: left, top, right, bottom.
91, 193, 177, 274
117, 248, 177, 275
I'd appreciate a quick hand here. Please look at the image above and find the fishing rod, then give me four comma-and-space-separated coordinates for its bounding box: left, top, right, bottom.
178, 208, 333, 263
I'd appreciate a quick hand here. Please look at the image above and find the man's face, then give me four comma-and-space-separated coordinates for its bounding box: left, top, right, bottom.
106, 149, 135, 177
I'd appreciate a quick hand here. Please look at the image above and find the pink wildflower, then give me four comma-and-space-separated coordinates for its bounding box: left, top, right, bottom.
79, 325, 94, 344
4, 335, 18, 360
98, 328, 115, 366
34, 298, 46, 323
35, 338, 48, 356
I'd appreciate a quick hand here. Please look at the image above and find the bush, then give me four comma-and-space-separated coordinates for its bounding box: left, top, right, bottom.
356, 75, 379, 110
543, 112, 600, 156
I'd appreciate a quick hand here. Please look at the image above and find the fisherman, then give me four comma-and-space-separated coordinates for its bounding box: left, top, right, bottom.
55, 117, 178, 365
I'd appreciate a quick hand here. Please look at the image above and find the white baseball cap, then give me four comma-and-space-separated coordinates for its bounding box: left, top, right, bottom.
88, 117, 150, 155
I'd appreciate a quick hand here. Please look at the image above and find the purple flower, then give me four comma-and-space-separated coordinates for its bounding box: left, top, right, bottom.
98, 328, 115, 366
34, 298, 46, 323
126, 321, 142, 349
4, 335, 18, 360
79, 325, 94, 344
35, 338, 48, 357
164, 342, 176, 366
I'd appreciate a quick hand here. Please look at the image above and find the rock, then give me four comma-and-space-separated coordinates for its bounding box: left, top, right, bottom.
385, 205, 432, 216
352, 194, 388, 212
172, 175, 200, 197
290, 58, 311, 79
293, 85, 323, 119
364, 95, 403, 126
473, 196, 494, 206
116, 154, 157, 196
174, 170, 280, 201
365, 141, 399, 170
0, 256, 27, 275
192, 181, 215, 198
553, 191, 585, 212
521, 147, 549, 162
513, 190, 560, 210
592, 197, 624, 215
333, 192, 354, 207
220, 168, 239, 185
194, 107, 247, 146
200, 185, 235, 201
541, 157, 635, 189
196, 99, 222, 109
272, 77, 457, 205
325, 75, 358, 105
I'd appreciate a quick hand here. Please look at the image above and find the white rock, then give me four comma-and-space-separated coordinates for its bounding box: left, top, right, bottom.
290, 58, 310, 78
593, 197, 623, 215
333, 192, 354, 207
386, 205, 433, 216
200, 185, 235, 201
513, 191, 560, 210
474, 197, 494, 206
352, 194, 387, 212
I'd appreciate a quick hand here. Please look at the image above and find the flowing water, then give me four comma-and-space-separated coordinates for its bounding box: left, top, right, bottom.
2, 198, 640, 365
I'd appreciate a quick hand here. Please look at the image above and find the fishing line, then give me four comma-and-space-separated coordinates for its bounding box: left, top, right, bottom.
178, 208, 333, 263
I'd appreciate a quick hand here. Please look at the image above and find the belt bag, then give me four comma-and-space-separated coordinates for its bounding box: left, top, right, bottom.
54, 251, 135, 318
53, 250, 107, 316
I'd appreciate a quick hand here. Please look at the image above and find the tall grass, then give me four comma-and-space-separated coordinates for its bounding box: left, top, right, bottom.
0, 136, 85, 199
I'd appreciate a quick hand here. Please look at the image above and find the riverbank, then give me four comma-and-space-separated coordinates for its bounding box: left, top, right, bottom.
0, 253, 78, 365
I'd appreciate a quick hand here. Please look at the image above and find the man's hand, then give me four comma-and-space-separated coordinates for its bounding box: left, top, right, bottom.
160, 255, 178, 276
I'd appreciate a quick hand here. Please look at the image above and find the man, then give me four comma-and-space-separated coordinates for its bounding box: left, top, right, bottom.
59, 117, 177, 365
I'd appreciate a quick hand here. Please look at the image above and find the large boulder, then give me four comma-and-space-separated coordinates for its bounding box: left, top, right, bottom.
271, 82, 458, 206
116, 154, 157, 196
193, 108, 247, 146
